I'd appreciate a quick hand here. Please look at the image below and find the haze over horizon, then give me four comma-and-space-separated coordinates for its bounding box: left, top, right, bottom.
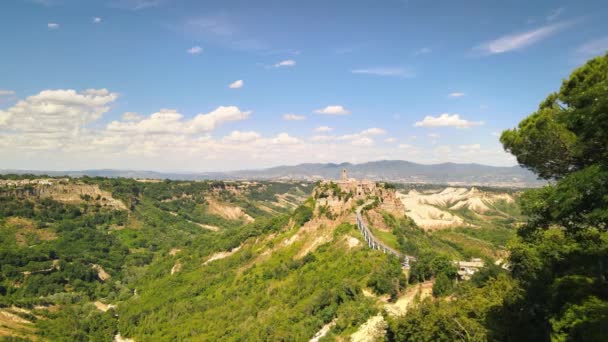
1, 0, 607, 171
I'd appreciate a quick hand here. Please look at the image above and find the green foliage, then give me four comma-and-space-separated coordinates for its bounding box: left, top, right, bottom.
409, 252, 457, 283
387, 275, 517, 342
0, 177, 315, 339
493, 54, 608, 341
391, 53, 608, 342
432, 273, 453, 297
293, 201, 314, 227
37, 304, 117, 341
0, 198, 128, 304
116, 229, 395, 340
501, 54, 608, 179
366, 256, 406, 299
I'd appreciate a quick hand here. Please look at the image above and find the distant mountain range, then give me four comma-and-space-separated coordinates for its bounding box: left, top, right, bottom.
1, 160, 544, 187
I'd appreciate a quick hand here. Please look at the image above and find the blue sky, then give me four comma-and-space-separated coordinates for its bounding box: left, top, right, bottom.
1, 0, 607, 171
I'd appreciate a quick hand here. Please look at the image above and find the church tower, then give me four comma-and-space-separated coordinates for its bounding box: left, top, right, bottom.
341, 168, 348, 182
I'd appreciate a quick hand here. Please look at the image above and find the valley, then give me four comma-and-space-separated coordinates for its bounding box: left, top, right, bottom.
0, 173, 522, 341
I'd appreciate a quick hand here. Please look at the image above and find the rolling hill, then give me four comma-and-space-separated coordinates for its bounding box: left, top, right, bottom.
1, 160, 543, 187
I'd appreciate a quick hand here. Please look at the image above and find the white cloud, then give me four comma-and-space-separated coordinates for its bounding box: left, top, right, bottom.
122, 112, 143, 121
312, 127, 384, 146
107, 109, 185, 134
228, 80, 243, 89
0, 89, 118, 135
283, 113, 306, 121
448, 92, 465, 98
222, 130, 261, 143
107, 106, 251, 134
360, 128, 386, 135
274, 59, 296, 68
0, 90, 520, 170
351, 137, 374, 147
271, 133, 301, 145
187, 106, 251, 133
351, 67, 414, 78
428, 133, 440, 139
576, 37, 608, 61
415, 114, 483, 129
47, 22, 59, 29
314, 105, 350, 115
110, 0, 166, 11
310, 135, 334, 142
384, 137, 396, 143
433, 145, 452, 155
0, 90, 15, 96
474, 22, 570, 55
187, 46, 203, 54
92, 17, 102, 24
314, 126, 333, 132
459, 144, 481, 151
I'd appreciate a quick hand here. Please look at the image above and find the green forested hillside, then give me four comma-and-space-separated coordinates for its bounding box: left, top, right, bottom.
0, 178, 317, 340
387, 53, 608, 341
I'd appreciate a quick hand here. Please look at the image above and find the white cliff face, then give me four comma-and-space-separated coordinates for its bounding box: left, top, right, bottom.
0, 179, 127, 210
397, 187, 516, 230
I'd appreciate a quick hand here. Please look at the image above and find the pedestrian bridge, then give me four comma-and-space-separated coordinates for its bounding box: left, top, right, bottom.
356, 203, 415, 269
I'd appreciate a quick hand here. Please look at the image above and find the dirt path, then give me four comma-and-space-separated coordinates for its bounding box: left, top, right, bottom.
384, 281, 434, 316
309, 319, 336, 342
350, 280, 434, 341
203, 245, 242, 265
350, 314, 386, 342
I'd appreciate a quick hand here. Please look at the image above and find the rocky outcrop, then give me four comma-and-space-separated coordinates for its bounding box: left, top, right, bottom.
397, 187, 516, 230
0, 179, 127, 210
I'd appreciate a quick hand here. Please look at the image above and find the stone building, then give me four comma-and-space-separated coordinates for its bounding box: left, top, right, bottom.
455, 258, 485, 280
334, 169, 376, 198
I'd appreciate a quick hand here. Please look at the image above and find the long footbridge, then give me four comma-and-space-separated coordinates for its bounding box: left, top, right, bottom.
356, 203, 415, 268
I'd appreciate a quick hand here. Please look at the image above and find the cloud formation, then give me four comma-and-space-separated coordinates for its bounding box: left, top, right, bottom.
474, 22, 570, 55
110, 0, 166, 10
415, 113, 483, 128
283, 113, 305, 121
351, 67, 414, 78
274, 60, 296, 67
0, 89, 117, 134
271, 133, 301, 145
0, 89, 517, 170
122, 112, 143, 121
448, 92, 465, 98
222, 130, 261, 143
47, 22, 59, 29
459, 144, 481, 151
314, 126, 333, 132
359, 128, 386, 135
229, 80, 244, 89
187, 46, 203, 54
92, 17, 102, 24
107, 106, 251, 134
314, 105, 350, 115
